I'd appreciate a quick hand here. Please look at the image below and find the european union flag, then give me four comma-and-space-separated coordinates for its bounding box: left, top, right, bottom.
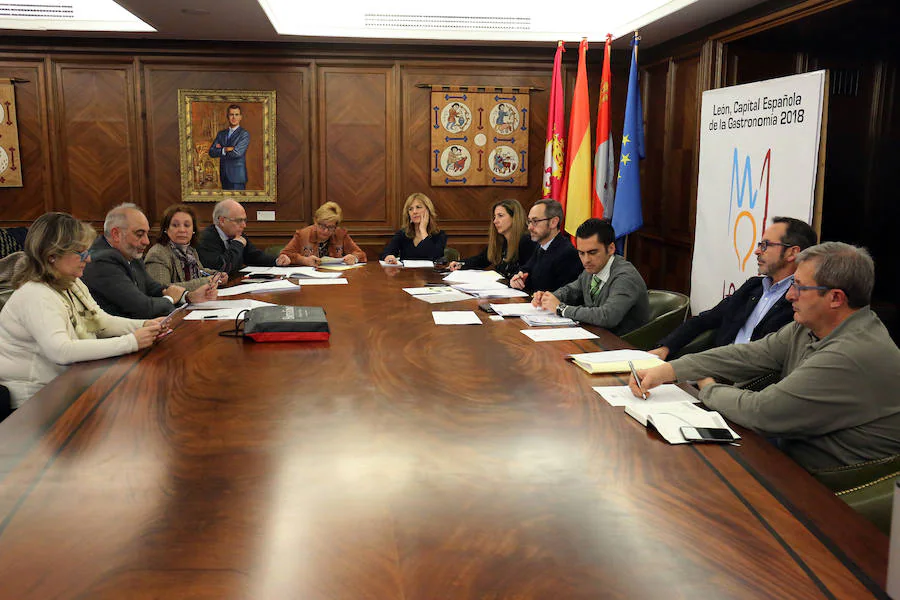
611, 35, 645, 254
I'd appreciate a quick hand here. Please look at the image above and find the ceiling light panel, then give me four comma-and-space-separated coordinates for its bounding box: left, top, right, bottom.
0, 0, 155, 32
259, 0, 697, 41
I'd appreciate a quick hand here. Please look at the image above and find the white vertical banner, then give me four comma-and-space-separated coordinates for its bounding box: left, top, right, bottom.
691, 71, 826, 312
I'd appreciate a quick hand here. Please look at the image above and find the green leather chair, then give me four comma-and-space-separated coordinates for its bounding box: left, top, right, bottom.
265, 244, 286, 258
621, 290, 690, 350
670, 329, 716, 360
443, 247, 460, 262
810, 454, 900, 534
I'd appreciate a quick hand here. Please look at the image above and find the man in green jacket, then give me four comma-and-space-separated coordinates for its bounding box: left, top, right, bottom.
631, 242, 900, 470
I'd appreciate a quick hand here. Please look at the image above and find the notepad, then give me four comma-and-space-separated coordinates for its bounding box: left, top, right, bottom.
568, 350, 665, 374
624, 401, 739, 445
217, 280, 300, 296
319, 263, 364, 271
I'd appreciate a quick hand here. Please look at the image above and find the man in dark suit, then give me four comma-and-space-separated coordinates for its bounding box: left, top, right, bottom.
82, 204, 216, 319
509, 199, 582, 294
208, 104, 250, 190
651, 216, 818, 360
197, 199, 287, 277
533, 218, 649, 335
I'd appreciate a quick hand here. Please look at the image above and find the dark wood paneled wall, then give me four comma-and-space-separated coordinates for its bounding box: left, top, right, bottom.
1, 42, 588, 262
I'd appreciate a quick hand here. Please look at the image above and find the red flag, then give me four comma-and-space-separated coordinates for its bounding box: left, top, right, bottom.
542, 41, 566, 201
562, 39, 592, 236
592, 34, 615, 219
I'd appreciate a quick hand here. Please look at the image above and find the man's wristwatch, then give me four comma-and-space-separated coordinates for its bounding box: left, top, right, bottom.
556, 303, 567, 317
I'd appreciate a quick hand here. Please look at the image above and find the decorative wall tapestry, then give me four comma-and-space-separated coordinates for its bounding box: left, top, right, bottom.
0, 79, 23, 188
430, 88, 530, 187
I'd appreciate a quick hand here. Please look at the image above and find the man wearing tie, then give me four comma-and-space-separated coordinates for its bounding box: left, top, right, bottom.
509, 199, 581, 293
208, 104, 250, 191
533, 218, 649, 335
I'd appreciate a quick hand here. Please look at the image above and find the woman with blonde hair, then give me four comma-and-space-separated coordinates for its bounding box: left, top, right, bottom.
279, 201, 367, 266
146, 204, 227, 290
380, 192, 447, 264
448, 198, 535, 280
0, 213, 163, 408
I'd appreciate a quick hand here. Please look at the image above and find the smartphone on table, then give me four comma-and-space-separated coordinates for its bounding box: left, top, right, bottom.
680, 426, 738, 443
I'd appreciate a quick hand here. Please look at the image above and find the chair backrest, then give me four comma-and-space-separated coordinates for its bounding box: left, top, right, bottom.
811, 454, 900, 534
620, 290, 690, 351
443, 247, 460, 262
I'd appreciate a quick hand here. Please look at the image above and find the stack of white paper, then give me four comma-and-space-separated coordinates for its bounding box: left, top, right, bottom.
624, 401, 739, 445
401, 260, 435, 268
432, 311, 482, 325
520, 327, 598, 342
414, 290, 474, 304
592, 384, 700, 408
296, 278, 349, 286
520, 314, 577, 327
490, 303, 545, 317
442, 270, 503, 284
403, 286, 454, 295
240, 266, 297, 276
291, 267, 342, 279
217, 280, 300, 296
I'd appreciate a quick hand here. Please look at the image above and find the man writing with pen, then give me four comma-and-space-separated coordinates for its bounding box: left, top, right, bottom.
628, 242, 900, 472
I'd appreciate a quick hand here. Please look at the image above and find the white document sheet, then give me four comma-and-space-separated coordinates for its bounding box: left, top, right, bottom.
401, 260, 435, 268
450, 281, 509, 292
188, 299, 274, 310
184, 308, 249, 321
520, 327, 598, 342
318, 256, 344, 264
291, 267, 342, 279
217, 280, 299, 296
414, 290, 474, 304
297, 278, 348, 286
442, 270, 503, 283
468, 288, 530, 299
592, 384, 700, 408
490, 303, 545, 317
379, 260, 403, 267
319, 263, 364, 271
432, 311, 482, 325
403, 286, 454, 295
239, 266, 297, 275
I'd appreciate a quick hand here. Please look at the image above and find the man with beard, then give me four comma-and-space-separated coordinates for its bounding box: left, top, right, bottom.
650, 216, 817, 359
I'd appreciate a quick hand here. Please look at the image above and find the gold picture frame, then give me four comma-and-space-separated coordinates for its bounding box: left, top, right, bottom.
177, 89, 277, 202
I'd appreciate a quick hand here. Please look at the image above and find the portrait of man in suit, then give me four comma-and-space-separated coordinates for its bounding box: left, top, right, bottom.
208, 104, 250, 190
178, 89, 277, 202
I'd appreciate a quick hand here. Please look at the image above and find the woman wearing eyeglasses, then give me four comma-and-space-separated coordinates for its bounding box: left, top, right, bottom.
447, 199, 535, 280
279, 202, 367, 267
145, 204, 228, 291
380, 193, 447, 264
0, 213, 164, 409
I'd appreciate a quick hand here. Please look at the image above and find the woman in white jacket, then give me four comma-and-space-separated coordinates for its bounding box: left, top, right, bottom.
0, 213, 163, 408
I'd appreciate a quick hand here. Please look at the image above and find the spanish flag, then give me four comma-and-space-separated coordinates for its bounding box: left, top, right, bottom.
561, 39, 591, 237
542, 42, 566, 201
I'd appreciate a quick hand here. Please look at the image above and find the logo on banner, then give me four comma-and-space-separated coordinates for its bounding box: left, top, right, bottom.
723, 147, 771, 296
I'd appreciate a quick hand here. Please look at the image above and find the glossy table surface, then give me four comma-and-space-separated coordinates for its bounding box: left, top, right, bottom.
0, 264, 890, 599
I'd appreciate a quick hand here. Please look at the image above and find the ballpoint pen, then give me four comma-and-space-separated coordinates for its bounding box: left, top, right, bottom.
629, 360, 648, 400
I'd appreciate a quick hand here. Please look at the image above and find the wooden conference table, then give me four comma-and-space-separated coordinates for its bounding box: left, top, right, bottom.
0, 264, 890, 599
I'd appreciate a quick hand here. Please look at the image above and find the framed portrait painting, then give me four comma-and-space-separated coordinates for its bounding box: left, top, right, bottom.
177, 89, 277, 202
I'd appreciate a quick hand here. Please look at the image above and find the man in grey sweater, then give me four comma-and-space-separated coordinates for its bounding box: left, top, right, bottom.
533, 218, 649, 336
631, 242, 900, 470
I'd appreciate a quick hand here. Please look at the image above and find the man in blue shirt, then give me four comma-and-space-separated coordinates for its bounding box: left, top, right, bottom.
651, 217, 817, 360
